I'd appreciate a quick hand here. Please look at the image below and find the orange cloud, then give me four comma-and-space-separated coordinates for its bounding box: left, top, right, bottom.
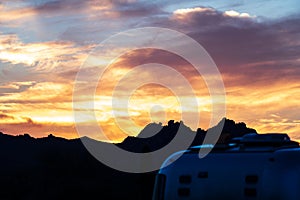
0, 34, 91, 72
0, 4, 36, 24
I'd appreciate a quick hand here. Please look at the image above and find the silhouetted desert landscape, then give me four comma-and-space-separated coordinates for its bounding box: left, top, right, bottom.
1, 0, 299, 199
0, 118, 256, 200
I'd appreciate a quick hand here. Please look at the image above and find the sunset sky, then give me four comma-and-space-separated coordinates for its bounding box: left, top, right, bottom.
0, 0, 299, 142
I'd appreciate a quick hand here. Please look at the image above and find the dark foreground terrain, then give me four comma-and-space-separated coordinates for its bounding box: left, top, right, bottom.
0, 118, 256, 200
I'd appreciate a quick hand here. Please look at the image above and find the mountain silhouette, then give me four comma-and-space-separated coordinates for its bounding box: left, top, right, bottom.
119, 118, 256, 152
0, 118, 256, 200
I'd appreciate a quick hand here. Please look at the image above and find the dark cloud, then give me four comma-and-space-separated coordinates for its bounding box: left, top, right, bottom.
0, 81, 36, 95
113, 1, 165, 18
22, 117, 43, 127
135, 7, 300, 87
197, 17, 300, 86
49, 4, 300, 90
33, 0, 88, 13
58, 69, 79, 80
0, 114, 15, 120
0, 115, 42, 133
30, 0, 164, 18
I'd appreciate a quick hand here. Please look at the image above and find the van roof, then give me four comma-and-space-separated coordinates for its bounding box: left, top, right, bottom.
187, 133, 299, 153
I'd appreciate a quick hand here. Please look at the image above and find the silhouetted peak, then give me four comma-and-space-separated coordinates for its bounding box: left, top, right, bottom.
135, 120, 192, 139
196, 127, 205, 134
224, 118, 256, 133
166, 120, 185, 128
237, 122, 246, 128
17, 133, 35, 141
46, 134, 65, 140
20, 133, 33, 138
206, 118, 257, 143
168, 120, 174, 126
137, 122, 163, 138
120, 120, 196, 153
38, 133, 70, 143
80, 136, 91, 141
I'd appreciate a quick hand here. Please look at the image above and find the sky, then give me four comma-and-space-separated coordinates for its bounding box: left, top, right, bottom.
0, 0, 299, 142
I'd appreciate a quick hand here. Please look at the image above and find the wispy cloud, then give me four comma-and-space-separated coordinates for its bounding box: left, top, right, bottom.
0, 4, 36, 24
0, 33, 91, 72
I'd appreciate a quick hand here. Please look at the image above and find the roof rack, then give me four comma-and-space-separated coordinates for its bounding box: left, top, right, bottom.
188, 133, 299, 153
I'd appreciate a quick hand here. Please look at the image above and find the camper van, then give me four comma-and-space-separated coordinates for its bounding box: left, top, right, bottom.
152, 133, 300, 200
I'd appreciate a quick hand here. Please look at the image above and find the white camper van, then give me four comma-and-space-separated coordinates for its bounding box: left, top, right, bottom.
152, 133, 300, 200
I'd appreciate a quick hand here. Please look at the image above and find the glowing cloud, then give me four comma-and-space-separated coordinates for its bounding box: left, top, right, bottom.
173, 7, 214, 15
0, 34, 90, 72
224, 10, 252, 18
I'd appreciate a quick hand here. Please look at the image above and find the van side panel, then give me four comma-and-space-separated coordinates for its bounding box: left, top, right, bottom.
158, 152, 277, 200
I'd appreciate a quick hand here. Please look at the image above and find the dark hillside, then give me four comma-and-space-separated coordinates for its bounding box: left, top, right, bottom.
0, 118, 256, 200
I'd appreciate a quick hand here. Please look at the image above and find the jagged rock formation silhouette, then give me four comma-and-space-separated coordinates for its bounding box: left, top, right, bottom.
119, 118, 256, 152
0, 118, 256, 200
